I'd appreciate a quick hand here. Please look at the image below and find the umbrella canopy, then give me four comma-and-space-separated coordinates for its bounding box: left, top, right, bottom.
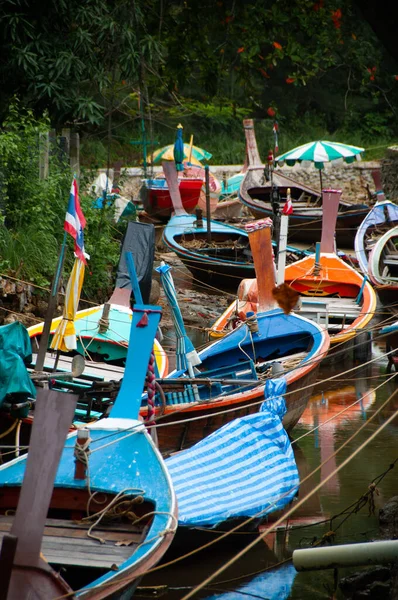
275, 140, 364, 170
275, 140, 364, 189
149, 143, 212, 166
156, 261, 201, 372
50, 257, 85, 352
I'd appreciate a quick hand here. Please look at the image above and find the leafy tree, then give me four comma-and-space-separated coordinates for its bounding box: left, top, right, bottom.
1, 0, 397, 131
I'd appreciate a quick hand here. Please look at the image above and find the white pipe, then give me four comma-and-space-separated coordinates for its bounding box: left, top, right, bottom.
293, 540, 398, 571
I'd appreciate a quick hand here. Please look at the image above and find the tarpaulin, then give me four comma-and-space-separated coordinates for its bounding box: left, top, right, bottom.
115, 221, 155, 303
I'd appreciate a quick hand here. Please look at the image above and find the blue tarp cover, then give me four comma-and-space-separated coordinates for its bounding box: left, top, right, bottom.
0, 321, 36, 406
166, 378, 299, 527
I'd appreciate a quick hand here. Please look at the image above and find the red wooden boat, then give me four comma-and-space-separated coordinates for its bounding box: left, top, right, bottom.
142, 176, 204, 220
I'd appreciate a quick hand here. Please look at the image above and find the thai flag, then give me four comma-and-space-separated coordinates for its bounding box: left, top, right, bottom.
64, 178, 87, 263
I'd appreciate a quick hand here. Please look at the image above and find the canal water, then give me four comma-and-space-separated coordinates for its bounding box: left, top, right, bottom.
141, 263, 398, 600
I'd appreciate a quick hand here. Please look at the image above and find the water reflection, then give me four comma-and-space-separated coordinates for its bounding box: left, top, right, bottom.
141, 336, 397, 599
298, 384, 377, 496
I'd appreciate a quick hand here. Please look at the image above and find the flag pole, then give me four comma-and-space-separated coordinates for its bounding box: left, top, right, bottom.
34, 231, 68, 372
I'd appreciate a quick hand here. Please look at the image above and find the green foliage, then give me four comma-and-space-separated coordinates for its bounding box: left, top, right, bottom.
78, 189, 124, 303
0, 101, 125, 302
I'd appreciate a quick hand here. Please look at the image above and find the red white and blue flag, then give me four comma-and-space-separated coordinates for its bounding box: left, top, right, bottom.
64, 178, 87, 264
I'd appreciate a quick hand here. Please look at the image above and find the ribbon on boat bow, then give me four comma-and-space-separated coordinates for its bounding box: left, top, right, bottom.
244, 218, 273, 232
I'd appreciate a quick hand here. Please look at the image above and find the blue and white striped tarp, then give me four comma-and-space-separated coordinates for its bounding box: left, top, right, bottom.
166, 378, 300, 527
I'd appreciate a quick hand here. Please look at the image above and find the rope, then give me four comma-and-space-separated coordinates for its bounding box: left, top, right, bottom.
79, 488, 145, 544
180, 391, 398, 600
63, 347, 397, 455
73, 434, 91, 494
145, 352, 156, 426
54, 386, 398, 600
0, 419, 18, 439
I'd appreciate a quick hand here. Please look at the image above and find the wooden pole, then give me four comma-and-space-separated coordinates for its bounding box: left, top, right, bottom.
248, 225, 277, 312
39, 132, 49, 180
70, 132, 80, 179
162, 160, 186, 216
10, 389, 78, 567
34, 231, 68, 372
205, 165, 212, 243
320, 189, 342, 254
242, 119, 263, 167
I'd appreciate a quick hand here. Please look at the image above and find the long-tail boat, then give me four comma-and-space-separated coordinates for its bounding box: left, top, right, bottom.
0, 302, 177, 599
354, 169, 398, 277
161, 160, 310, 290
210, 189, 376, 360
28, 220, 168, 375
238, 119, 370, 247
145, 220, 330, 456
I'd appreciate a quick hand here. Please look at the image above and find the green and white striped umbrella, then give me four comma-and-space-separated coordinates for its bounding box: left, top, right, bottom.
275, 141, 364, 170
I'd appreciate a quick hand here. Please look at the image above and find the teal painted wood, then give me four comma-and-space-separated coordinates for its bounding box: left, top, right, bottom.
111, 303, 161, 419
0, 305, 177, 598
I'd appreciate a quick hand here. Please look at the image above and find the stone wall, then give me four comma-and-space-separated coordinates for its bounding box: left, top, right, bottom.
381, 147, 398, 201
119, 159, 390, 206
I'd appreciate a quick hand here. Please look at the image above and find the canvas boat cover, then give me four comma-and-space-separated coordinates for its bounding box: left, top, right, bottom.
0, 321, 36, 406
115, 221, 155, 303
166, 378, 299, 528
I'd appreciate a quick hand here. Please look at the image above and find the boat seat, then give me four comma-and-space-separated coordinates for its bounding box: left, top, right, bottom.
299, 297, 361, 327
197, 359, 258, 383
383, 254, 398, 266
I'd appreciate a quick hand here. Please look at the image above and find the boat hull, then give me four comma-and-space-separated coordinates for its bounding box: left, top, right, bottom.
153, 363, 320, 456
240, 199, 369, 247
143, 178, 203, 220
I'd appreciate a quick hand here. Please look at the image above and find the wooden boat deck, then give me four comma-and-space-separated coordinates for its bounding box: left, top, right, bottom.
0, 515, 142, 568
31, 352, 125, 382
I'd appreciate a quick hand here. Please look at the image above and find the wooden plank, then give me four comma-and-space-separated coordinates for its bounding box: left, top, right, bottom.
0, 515, 142, 534
10, 389, 78, 568
0, 532, 134, 568
0, 522, 142, 543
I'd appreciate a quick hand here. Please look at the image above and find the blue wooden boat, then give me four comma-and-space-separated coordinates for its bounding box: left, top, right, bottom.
148, 223, 330, 456
354, 170, 398, 277
161, 161, 311, 290
0, 303, 177, 599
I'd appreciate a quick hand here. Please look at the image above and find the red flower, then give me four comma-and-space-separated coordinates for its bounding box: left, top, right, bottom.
237, 47, 245, 53
259, 68, 270, 78
267, 107, 276, 117
273, 41, 282, 50
394, 75, 398, 81
286, 77, 295, 84
225, 15, 233, 24
332, 8, 342, 28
